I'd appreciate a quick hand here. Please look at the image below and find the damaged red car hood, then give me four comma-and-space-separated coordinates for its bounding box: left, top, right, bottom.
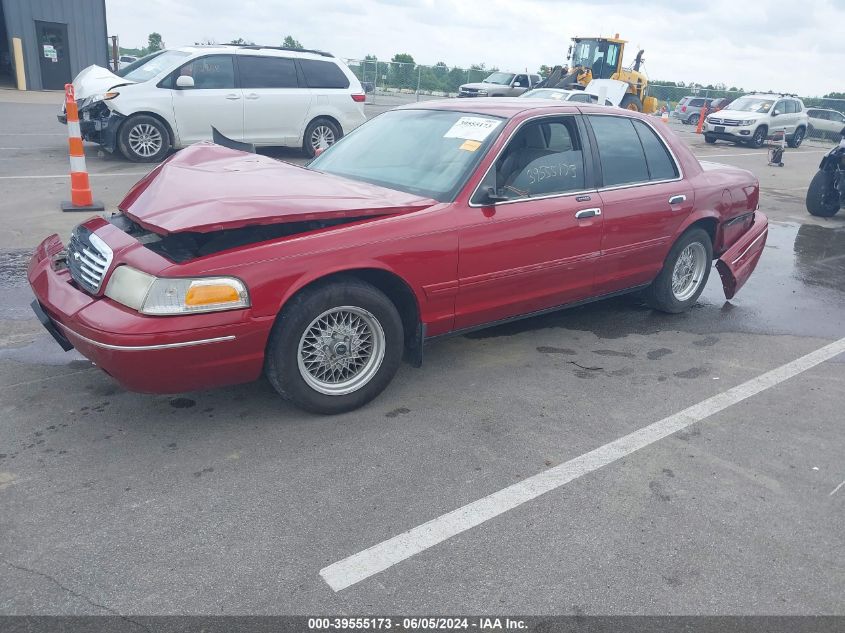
119, 143, 438, 234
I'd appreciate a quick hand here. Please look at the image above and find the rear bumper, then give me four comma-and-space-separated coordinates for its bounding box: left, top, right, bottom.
28, 235, 272, 393
716, 211, 768, 300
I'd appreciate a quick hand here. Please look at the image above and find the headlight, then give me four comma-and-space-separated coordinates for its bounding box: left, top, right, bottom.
104, 266, 249, 315
80, 91, 120, 109
740, 119, 756, 126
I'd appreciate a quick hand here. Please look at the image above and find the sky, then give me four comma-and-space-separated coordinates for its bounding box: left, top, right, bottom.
105, 0, 845, 97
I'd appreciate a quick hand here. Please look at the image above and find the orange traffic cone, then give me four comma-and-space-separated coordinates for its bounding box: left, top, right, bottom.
61, 83, 104, 212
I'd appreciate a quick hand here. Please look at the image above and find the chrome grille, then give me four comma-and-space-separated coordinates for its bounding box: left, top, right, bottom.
66, 225, 113, 293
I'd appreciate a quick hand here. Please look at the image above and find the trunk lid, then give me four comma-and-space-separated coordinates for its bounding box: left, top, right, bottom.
119, 143, 439, 235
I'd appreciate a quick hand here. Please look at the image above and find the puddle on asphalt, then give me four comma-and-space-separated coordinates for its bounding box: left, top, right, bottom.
466, 221, 845, 341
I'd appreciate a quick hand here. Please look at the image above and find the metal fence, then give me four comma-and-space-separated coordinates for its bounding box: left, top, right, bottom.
344, 58, 845, 143
345, 58, 494, 100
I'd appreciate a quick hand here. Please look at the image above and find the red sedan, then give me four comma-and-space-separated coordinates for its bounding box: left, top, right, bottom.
29, 100, 767, 413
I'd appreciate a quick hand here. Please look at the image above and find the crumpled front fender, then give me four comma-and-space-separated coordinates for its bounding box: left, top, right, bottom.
715, 211, 768, 300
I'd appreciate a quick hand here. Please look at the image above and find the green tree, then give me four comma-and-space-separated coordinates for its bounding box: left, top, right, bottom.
147, 32, 163, 52
389, 53, 416, 89
282, 35, 303, 49
228, 37, 254, 45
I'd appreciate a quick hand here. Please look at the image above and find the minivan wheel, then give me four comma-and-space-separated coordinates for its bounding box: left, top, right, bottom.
749, 126, 767, 149
303, 118, 341, 158
644, 228, 713, 313
686, 113, 699, 125
787, 126, 805, 148
118, 115, 170, 162
265, 279, 404, 414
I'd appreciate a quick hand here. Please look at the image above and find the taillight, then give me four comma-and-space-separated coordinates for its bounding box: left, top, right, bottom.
351, 94, 366, 102
681, 105, 687, 112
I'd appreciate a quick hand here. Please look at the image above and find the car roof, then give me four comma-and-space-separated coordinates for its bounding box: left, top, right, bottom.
171, 44, 336, 60
395, 98, 644, 120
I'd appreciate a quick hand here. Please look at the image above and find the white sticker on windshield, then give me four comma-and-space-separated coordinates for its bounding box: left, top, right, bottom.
443, 117, 501, 142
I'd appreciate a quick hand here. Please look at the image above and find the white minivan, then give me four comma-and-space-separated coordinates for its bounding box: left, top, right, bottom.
60, 45, 367, 161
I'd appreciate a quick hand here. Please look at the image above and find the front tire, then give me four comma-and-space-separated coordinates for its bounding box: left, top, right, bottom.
118, 115, 170, 162
303, 118, 341, 158
265, 280, 404, 414
748, 126, 767, 149
787, 126, 805, 148
806, 170, 841, 217
644, 228, 713, 313
704, 134, 717, 144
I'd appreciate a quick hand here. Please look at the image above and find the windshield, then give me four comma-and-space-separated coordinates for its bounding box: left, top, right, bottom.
483, 72, 515, 85
521, 89, 573, 99
728, 97, 774, 113
308, 109, 503, 202
570, 40, 621, 80
121, 50, 190, 82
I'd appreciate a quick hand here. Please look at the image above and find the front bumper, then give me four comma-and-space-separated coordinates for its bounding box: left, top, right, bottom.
28, 234, 273, 394
703, 122, 756, 141
56, 102, 124, 153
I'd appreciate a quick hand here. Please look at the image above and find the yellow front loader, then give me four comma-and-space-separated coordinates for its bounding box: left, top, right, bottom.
560, 35, 658, 113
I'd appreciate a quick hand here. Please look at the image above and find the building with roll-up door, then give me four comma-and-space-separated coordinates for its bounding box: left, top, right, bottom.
0, 0, 108, 91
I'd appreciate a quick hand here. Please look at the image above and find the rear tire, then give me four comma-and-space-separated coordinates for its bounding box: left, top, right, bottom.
620, 94, 643, 112
644, 228, 713, 313
806, 170, 841, 217
686, 113, 699, 125
265, 279, 404, 414
303, 118, 341, 158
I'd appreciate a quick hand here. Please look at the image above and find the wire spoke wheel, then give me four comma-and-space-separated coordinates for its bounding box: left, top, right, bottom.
297, 306, 385, 396
127, 123, 163, 157
671, 242, 708, 301
310, 125, 336, 152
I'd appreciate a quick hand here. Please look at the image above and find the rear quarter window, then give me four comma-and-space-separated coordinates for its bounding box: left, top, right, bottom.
298, 59, 350, 89
632, 120, 679, 181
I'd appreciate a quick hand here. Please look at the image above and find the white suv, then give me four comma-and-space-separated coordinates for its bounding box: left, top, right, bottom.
703, 94, 809, 148
61, 45, 367, 161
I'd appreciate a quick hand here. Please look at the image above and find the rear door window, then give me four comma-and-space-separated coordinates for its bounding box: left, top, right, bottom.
690, 98, 705, 107
588, 115, 649, 187
298, 59, 350, 89
238, 56, 298, 88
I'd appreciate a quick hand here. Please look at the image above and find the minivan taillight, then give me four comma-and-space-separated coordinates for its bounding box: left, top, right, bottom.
681, 105, 687, 112
351, 94, 366, 102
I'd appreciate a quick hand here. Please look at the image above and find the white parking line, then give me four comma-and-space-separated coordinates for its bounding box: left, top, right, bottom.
320, 336, 845, 592
0, 172, 149, 180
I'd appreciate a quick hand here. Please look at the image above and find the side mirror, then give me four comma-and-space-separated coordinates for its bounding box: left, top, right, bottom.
771, 109, 780, 117
514, 82, 522, 87
176, 75, 195, 89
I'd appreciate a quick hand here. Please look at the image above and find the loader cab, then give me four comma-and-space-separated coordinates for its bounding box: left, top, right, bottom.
569, 38, 624, 80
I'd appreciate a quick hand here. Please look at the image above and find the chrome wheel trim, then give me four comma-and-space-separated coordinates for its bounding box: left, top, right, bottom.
128, 123, 163, 157
793, 128, 804, 146
671, 242, 708, 302
310, 125, 335, 152
297, 306, 385, 396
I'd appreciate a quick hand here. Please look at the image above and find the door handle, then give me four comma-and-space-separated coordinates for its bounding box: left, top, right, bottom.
575, 208, 602, 219
225, 93, 241, 100
668, 195, 687, 205
245, 93, 259, 100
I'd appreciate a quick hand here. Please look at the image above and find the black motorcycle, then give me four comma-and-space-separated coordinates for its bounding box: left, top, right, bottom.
806, 126, 845, 217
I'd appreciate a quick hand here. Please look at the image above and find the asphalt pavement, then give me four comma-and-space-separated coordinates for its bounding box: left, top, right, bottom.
0, 90, 843, 617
